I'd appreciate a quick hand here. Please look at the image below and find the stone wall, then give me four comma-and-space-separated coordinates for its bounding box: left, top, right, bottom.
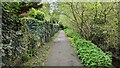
2, 18, 59, 66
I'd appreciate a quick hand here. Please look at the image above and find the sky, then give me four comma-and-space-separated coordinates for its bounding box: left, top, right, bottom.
49, 0, 59, 13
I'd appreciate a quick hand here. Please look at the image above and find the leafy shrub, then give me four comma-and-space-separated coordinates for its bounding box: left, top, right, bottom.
64, 28, 112, 68
90, 26, 107, 47
28, 8, 37, 18
35, 11, 44, 21
64, 29, 74, 38
28, 8, 44, 21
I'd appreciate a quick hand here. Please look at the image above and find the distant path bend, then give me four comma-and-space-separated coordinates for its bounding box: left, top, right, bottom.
45, 30, 83, 66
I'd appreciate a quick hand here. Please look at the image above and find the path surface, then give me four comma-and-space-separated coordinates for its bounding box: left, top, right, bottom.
45, 30, 83, 66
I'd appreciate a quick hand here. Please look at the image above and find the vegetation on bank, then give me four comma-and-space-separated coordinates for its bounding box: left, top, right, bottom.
64, 28, 112, 68
58, 2, 120, 67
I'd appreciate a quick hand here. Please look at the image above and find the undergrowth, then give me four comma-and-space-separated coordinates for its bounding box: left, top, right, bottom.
64, 28, 113, 68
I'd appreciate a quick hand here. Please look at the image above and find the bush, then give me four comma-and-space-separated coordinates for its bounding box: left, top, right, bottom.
35, 11, 44, 21
28, 8, 44, 21
64, 28, 112, 68
64, 29, 74, 38
28, 8, 37, 18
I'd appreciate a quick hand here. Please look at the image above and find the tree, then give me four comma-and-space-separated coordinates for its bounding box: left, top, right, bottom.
58, 2, 120, 64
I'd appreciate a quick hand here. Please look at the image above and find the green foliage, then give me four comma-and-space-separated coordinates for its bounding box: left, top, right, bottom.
19, 2, 43, 14
28, 8, 37, 18
64, 28, 112, 68
90, 26, 108, 46
28, 8, 45, 21
59, 2, 120, 64
64, 29, 74, 37
35, 10, 44, 21
2, 2, 23, 66
76, 39, 112, 67
2, 2, 59, 66
21, 50, 36, 63
22, 53, 31, 62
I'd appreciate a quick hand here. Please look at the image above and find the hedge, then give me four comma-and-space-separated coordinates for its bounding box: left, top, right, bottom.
2, 18, 59, 66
